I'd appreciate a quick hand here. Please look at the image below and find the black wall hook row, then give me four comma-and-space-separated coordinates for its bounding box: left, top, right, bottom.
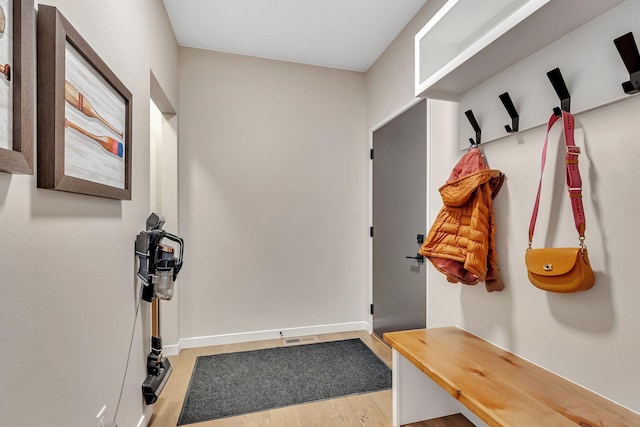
546, 68, 571, 116
613, 32, 640, 95
499, 92, 519, 133
464, 109, 481, 146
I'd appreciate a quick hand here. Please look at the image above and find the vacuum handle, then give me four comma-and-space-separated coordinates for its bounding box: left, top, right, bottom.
162, 232, 184, 277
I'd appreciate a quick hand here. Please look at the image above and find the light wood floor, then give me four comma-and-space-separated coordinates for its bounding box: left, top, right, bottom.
148, 330, 473, 427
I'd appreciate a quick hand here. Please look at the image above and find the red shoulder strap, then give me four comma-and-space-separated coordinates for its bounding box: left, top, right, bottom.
528, 111, 586, 246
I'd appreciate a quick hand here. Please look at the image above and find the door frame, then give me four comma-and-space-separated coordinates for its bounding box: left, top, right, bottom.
368, 97, 431, 334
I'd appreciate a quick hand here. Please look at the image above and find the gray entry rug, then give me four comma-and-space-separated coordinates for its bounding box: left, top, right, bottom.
177, 338, 391, 425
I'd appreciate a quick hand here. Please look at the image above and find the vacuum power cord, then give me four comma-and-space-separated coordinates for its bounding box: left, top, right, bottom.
112, 282, 144, 425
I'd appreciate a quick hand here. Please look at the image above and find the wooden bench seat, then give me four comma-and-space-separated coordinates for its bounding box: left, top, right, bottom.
384, 327, 640, 427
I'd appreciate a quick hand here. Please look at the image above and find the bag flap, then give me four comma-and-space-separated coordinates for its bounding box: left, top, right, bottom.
525, 248, 581, 276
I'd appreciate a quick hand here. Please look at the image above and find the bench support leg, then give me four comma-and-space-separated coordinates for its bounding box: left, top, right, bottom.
392, 348, 462, 427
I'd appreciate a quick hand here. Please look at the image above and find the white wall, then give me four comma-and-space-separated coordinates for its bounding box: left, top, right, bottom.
0, 1, 178, 426
365, 0, 448, 130
177, 48, 368, 343
367, 0, 640, 415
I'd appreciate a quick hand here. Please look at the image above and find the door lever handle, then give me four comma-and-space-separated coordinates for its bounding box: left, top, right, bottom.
405, 254, 424, 263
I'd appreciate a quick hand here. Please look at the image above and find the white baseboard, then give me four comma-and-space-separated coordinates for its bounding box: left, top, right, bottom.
162, 343, 181, 356
162, 321, 370, 356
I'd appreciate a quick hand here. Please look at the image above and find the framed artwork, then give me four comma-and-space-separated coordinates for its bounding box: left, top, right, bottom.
0, 0, 35, 174
37, 5, 132, 199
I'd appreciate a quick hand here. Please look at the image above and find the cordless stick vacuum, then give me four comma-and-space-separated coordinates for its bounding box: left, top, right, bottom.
135, 213, 184, 405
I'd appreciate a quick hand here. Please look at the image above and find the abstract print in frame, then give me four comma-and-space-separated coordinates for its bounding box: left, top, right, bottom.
37, 5, 132, 199
0, 0, 34, 174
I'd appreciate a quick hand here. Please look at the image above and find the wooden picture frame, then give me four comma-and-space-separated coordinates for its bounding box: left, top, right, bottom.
0, 0, 35, 174
37, 5, 132, 199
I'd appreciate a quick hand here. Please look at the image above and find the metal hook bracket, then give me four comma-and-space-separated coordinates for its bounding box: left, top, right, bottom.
499, 92, 519, 133
464, 109, 481, 146
546, 68, 570, 116
614, 32, 640, 95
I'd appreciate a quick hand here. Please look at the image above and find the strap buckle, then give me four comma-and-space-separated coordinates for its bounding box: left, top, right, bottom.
566, 146, 581, 155
568, 187, 582, 198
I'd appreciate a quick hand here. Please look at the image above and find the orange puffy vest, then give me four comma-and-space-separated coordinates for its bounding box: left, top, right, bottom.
419, 147, 505, 292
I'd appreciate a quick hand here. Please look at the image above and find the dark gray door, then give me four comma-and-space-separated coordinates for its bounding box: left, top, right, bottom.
372, 99, 426, 339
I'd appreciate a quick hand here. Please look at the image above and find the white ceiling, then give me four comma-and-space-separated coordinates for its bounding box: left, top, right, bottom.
162, 0, 428, 72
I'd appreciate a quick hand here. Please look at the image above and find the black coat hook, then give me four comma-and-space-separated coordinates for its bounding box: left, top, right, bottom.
464, 109, 481, 146
613, 32, 640, 95
546, 68, 570, 117
499, 92, 519, 133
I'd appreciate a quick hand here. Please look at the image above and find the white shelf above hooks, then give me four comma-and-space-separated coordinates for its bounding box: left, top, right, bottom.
415, 0, 624, 100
